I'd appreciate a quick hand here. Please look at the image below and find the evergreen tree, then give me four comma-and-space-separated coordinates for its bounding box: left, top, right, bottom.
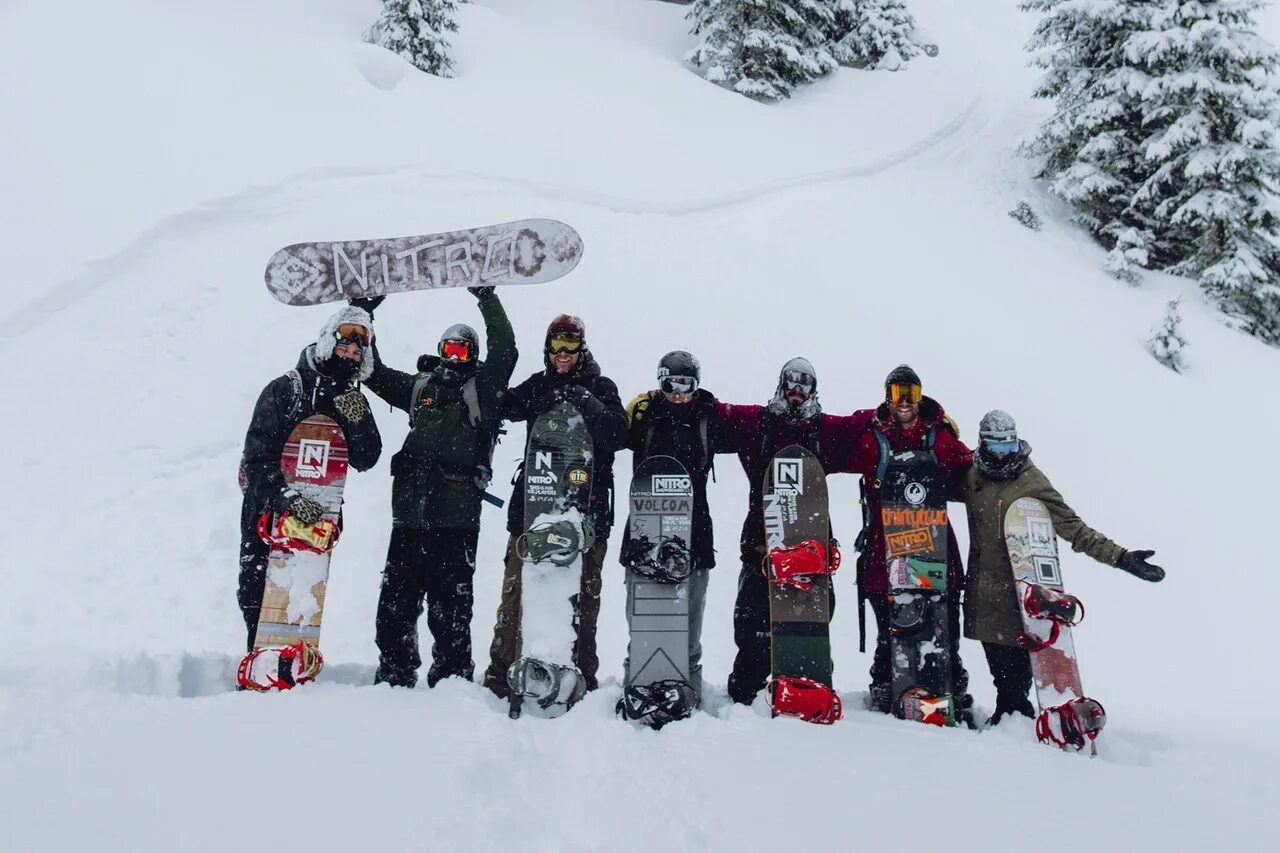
830, 0, 920, 71
1147, 297, 1189, 372
1130, 0, 1280, 343
686, 0, 837, 100
365, 0, 459, 78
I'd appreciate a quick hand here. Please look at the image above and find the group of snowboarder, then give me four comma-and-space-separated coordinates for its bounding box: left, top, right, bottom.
237, 288, 1165, 728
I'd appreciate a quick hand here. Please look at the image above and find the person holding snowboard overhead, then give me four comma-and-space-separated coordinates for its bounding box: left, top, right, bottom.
718, 357, 873, 706
237, 305, 383, 651
844, 365, 974, 721
955, 410, 1164, 725
360, 286, 518, 688
482, 314, 628, 698
623, 350, 734, 705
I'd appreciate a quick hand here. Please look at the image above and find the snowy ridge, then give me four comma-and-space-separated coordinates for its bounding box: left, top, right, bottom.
2, 1, 1278, 851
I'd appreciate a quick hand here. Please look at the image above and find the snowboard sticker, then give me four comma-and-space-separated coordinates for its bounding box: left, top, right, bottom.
251, 415, 348, 658
763, 446, 839, 722
620, 455, 695, 726
881, 448, 953, 726
509, 402, 594, 719
265, 218, 584, 306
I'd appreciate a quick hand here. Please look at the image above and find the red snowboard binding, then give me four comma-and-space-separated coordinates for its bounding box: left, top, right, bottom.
766, 539, 841, 591
1036, 697, 1106, 752
1015, 581, 1084, 651
769, 676, 843, 724
237, 642, 324, 692
257, 510, 340, 555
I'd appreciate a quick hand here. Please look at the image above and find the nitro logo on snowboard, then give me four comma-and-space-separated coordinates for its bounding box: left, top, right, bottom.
295, 439, 331, 479
772, 459, 804, 495
651, 475, 692, 495
528, 450, 558, 486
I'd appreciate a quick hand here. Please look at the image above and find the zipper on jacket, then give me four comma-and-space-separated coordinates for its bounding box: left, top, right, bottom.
997, 497, 1004, 540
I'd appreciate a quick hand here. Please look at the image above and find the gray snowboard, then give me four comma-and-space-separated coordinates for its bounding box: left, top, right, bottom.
265, 218, 584, 306
621, 456, 695, 724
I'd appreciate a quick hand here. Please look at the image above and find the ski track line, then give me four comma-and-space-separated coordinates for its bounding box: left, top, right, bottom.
0, 92, 980, 342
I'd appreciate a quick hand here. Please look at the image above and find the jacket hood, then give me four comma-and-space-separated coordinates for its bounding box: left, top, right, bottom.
309, 305, 375, 383
975, 438, 1033, 480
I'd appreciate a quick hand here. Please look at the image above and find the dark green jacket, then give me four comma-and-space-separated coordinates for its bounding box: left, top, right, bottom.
366, 295, 517, 530
954, 444, 1125, 645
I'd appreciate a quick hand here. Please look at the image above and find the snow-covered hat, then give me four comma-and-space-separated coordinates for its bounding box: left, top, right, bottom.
311, 305, 375, 382
978, 410, 1017, 443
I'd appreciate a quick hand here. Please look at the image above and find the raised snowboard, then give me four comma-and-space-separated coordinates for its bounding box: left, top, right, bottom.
240, 415, 347, 691
508, 401, 594, 719
881, 449, 953, 726
1005, 497, 1105, 753
619, 456, 695, 728
265, 218, 584, 306
763, 446, 841, 723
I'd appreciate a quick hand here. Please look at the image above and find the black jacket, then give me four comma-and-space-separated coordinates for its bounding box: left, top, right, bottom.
625, 389, 732, 569
502, 350, 628, 536
240, 347, 382, 534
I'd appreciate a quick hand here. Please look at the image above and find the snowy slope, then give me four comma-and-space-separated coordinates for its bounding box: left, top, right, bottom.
2, 1, 1278, 850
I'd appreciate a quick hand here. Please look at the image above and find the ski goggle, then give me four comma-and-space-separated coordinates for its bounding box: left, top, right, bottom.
334, 323, 371, 348
887, 382, 922, 404
782, 370, 814, 394
982, 438, 1020, 457
660, 375, 698, 396
547, 334, 583, 354
439, 339, 474, 363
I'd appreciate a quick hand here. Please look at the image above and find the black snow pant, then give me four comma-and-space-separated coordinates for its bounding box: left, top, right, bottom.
983, 641, 1034, 713
726, 549, 836, 705
866, 592, 970, 705
375, 527, 478, 688
237, 533, 271, 653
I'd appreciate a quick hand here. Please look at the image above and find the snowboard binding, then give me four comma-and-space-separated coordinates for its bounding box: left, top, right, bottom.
887, 593, 940, 641
623, 535, 693, 583
517, 519, 585, 566
898, 686, 953, 727
769, 676, 843, 724
1015, 581, 1085, 651
1036, 696, 1106, 753
506, 657, 588, 715
617, 680, 695, 729
236, 641, 324, 692
256, 510, 340, 554
765, 539, 841, 591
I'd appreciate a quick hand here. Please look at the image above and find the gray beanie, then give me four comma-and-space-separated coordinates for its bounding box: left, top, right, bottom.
978, 410, 1017, 443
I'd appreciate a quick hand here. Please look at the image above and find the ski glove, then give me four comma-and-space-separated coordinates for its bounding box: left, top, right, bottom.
348, 295, 386, 317
333, 389, 370, 424
468, 285, 496, 301
287, 495, 325, 526
560, 385, 604, 416
1117, 549, 1164, 582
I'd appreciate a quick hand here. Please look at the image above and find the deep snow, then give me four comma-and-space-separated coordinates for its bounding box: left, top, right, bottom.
2, 1, 1278, 851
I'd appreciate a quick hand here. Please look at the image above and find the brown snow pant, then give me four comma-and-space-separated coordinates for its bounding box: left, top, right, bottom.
482, 533, 607, 698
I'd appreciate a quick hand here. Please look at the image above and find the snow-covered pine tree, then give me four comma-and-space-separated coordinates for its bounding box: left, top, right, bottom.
1147, 297, 1188, 372
1128, 0, 1280, 344
830, 0, 921, 70
1019, 0, 1164, 283
364, 0, 459, 78
686, 0, 837, 100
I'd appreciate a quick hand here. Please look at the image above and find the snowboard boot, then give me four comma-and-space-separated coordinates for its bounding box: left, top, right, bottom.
987, 694, 1036, 727
237, 642, 324, 692
617, 680, 695, 729
425, 662, 474, 688
866, 682, 892, 714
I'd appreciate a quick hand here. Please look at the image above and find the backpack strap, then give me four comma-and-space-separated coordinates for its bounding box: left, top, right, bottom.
872, 428, 892, 487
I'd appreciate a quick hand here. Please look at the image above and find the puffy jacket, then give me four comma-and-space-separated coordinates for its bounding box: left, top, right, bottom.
365, 294, 517, 530
503, 350, 628, 536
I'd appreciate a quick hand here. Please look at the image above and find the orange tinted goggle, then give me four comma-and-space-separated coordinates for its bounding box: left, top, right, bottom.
887, 383, 922, 404
335, 323, 371, 347
439, 339, 474, 362
548, 334, 583, 354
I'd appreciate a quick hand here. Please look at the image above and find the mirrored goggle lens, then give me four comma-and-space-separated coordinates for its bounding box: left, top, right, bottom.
888, 383, 922, 404
335, 323, 371, 347
982, 439, 1020, 456
660, 376, 698, 395
783, 371, 814, 393
548, 334, 583, 353
440, 339, 474, 361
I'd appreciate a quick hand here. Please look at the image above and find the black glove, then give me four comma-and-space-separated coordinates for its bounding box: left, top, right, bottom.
561, 385, 603, 416
1117, 549, 1164, 582
333, 389, 370, 423
286, 494, 325, 525
468, 285, 496, 301
348, 295, 386, 317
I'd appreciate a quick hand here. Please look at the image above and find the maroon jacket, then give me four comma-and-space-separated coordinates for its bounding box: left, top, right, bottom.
843, 397, 973, 597
716, 402, 873, 559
